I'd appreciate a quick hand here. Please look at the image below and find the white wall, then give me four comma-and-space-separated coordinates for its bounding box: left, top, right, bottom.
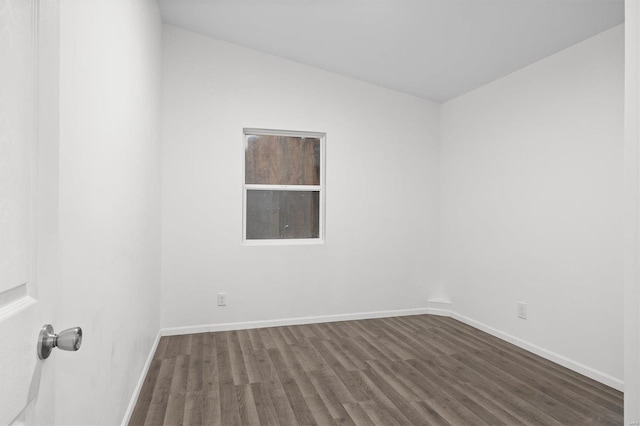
441, 25, 624, 386
161, 26, 440, 329
57, 1, 162, 424
624, 0, 640, 422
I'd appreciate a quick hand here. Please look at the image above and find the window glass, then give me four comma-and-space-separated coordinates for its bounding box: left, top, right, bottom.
245, 135, 320, 185
243, 129, 324, 243
246, 190, 320, 239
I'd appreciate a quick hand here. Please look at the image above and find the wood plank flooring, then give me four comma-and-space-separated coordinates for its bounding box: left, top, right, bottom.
129, 315, 623, 425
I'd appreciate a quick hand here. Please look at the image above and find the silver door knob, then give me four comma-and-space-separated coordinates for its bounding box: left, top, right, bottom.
37, 324, 82, 360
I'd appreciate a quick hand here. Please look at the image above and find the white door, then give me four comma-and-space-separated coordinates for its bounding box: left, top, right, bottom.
0, 0, 60, 424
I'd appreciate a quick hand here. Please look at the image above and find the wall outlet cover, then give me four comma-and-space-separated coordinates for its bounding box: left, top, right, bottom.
517, 302, 527, 319
217, 293, 226, 306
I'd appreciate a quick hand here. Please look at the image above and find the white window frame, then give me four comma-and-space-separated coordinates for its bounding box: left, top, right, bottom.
242, 128, 326, 246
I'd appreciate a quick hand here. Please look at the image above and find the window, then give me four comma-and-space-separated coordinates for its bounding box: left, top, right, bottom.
243, 128, 325, 244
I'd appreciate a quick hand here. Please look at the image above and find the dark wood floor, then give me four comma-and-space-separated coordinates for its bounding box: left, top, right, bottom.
129, 315, 623, 425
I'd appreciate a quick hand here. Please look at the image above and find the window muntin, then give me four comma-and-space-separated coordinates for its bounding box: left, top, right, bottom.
243, 129, 325, 244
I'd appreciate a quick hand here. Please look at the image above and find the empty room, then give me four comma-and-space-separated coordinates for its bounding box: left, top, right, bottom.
1, 0, 640, 425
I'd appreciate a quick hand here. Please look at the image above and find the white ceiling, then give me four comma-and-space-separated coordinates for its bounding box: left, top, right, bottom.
158, 0, 624, 102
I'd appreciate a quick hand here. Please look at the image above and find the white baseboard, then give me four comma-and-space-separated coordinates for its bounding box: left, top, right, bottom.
449, 311, 624, 392
121, 331, 161, 426
149, 304, 622, 401
426, 298, 452, 316
160, 307, 430, 336
421, 300, 622, 391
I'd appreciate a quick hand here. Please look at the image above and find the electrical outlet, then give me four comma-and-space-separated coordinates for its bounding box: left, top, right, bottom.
217, 292, 226, 306
517, 302, 527, 319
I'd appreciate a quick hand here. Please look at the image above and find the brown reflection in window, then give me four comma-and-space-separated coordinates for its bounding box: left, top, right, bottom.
245, 135, 320, 185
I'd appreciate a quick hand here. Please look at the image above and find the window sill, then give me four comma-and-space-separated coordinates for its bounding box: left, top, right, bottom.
243, 238, 324, 246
